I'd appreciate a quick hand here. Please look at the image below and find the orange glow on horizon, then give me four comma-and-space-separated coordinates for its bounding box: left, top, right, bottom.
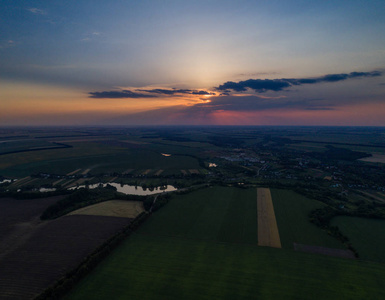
1, 80, 384, 126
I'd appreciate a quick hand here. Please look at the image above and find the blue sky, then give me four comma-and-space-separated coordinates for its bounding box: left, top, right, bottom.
1, 0, 384, 125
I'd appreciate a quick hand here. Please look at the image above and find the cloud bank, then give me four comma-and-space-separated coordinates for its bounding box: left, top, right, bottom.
89, 90, 157, 98
216, 71, 382, 93
89, 88, 215, 98
89, 70, 383, 116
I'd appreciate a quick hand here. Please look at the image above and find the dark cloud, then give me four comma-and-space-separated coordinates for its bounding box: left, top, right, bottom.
138, 88, 215, 96
89, 88, 216, 98
191, 90, 216, 95
216, 71, 382, 93
137, 88, 192, 95
89, 90, 157, 98
217, 79, 291, 92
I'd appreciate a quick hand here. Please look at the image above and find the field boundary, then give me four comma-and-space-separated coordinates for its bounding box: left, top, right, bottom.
294, 243, 355, 259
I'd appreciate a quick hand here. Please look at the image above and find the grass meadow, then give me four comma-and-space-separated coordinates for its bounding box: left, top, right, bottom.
65, 187, 385, 299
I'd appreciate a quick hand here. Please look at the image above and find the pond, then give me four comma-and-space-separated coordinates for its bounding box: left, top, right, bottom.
69, 183, 177, 195
0, 179, 13, 184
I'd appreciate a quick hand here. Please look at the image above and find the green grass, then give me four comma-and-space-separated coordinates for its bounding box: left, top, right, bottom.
0, 139, 59, 154
0, 142, 123, 176
66, 234, 385, 300
65, 187, 385, 299
271, 189, 344, 249
0, 143, 201, 177
139, 186, 258, 244
331, 216, 385, 263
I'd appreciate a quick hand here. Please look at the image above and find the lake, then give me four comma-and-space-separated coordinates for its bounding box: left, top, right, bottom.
69, 183, 177, 195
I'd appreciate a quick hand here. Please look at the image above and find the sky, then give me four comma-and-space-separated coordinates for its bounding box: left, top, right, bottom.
1, 0, 385, 126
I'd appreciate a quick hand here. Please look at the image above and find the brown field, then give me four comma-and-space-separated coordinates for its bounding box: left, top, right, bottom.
62, 179, 78, 188
21, 178, 39, 186
66, 168, 81, 175
9, 177, 39, 189
57, 179, 75, 187
0, 196, 65, 259
188, 169, 200, 174
257, 188, 281, 248
52, 178, 65, 186
294, 243, 355, 259
154, 169, 163, 175
359, 154, 385, 163
123, 168, 133, 174
9, 176, 31, 187
360, 191, 385, 203
66, 177, 90, 188
108, 176, 118, 183
69, 200, 144, 218
0, 196, 132, 299
181, 170, 187, 175
81, 168, 91, 175
142, 169, 152, 175
12, 176, 38, 187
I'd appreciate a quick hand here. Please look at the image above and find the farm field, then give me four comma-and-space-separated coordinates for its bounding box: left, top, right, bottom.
331, 216, 385, 263
0, 196, 64, 255
69, 200, 144, 218
0, 139, 68, 155
66, 187, 385, 299
0, 141, 120, 171
137, 186, 258, 244
0, 196, 133, 300
270, 189, 345, 250
359, 153, 385, 163
257, 188, 281, 248
1, 127, 385, 299
0, 140, 203, 178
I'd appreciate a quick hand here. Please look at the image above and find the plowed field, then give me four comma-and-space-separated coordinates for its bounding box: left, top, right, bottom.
0, 197, 132, 300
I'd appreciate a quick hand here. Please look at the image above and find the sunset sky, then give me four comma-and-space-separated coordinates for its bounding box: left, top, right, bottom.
1, 0, 384, 126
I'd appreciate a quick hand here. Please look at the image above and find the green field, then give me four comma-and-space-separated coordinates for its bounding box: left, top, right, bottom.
331, 216, 385, 263
0, 139, 63, 154
0, 141, 202, 177
66, 234, 385, 300
65, 187, 385, 299
139, 187, 258, 244
271, 189, 344, 249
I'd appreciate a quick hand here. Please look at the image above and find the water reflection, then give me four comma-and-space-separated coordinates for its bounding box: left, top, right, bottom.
0, 179, 13, 184
69, 183, 177, 195
39, 187, 57, 192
